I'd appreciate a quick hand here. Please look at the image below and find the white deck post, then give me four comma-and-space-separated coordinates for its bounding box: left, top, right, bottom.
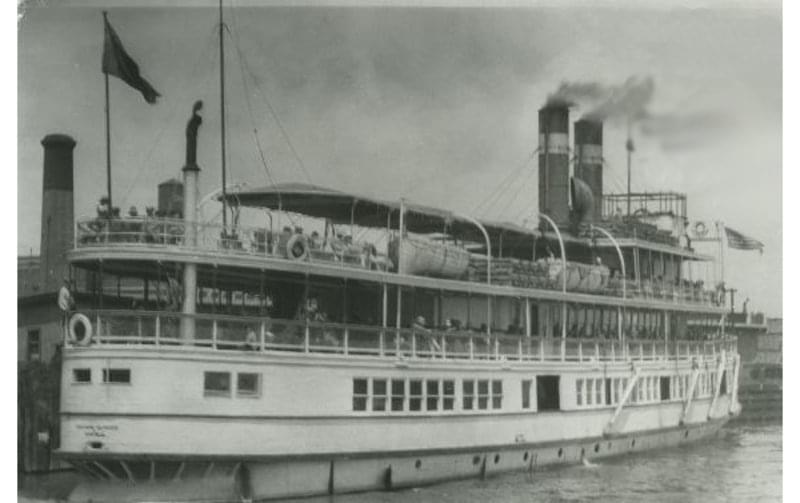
680, 362, 701, 425
707, 350, 727, 420
729, 353, 741, 415
604, 366, 641, 436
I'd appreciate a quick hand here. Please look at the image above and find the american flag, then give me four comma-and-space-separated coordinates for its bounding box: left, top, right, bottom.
724, 227, 764, 253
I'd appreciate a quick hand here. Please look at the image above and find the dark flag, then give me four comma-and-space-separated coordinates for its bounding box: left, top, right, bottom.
724, 226, 764, 254
102, 15, 160, 104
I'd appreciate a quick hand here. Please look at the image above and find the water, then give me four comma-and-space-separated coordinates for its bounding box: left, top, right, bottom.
19, 424, 782, 503
313, 423, 782, 503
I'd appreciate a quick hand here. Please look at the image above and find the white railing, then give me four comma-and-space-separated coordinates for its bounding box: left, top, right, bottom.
75, 217, 392, 272
72, 310, 737, 364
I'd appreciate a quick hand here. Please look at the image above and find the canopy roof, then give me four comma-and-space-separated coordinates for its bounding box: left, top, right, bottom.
222, 183, 541, 251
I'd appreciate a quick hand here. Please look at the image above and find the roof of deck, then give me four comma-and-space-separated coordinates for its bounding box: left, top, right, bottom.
223, 182, 542, 250
223, 182, 712, 260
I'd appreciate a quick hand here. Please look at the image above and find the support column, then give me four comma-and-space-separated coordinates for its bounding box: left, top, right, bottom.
180, 162, 199, 342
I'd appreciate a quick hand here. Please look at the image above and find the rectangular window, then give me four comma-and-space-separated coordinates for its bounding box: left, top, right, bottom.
630, 383, 637, 403
426, 380, 439, 411
443, 380, 455, 410
373, 379, 387, 411
720, 371, 728, 395
353, 378, 368, 411
237, 373, 261, 397
463, 380, 475, 410
391, 379, 405, 411
576, 379, 583, 406
660, 376, 671, 401
492, 380, 503, 409
27, 329, 41, 361
605, 378, 612, 406
638, 378, 645, 402
72, 368, 91, 383
478, 380, 489, 410
587, 379, 594, 405
204, 371, 230, 396
613, 378, 621, 404
409, 379, 422, 411
522, 379, 532, 409
596, 378, 603, 405
103, 368, 131, 384
536, 375, 560, 411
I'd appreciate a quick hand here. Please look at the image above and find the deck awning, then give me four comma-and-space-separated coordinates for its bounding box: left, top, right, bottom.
222, 182, 541, 252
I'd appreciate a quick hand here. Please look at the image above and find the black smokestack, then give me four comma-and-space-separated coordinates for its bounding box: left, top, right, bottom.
538, 104, 570, 224
574, 119, 603, 222
40, 134, 76, 292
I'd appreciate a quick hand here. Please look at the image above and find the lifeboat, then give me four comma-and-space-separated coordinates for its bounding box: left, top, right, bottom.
388, 236, 470, 278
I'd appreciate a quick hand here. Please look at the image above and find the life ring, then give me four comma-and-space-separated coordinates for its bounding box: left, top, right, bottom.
286, 234, 309, 261
68, 313, 93, 346
694, 221, 708, 237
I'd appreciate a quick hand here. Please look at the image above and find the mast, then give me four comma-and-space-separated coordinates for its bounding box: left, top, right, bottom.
625, 120, 634, 217
219, 0, 228, 228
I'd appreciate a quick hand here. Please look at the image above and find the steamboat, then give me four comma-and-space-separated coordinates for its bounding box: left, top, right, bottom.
55, 7, 749, 503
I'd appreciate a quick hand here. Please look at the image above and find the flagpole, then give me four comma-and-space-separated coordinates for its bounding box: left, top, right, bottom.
219, 0, 227, 229
103, 11, 113, 215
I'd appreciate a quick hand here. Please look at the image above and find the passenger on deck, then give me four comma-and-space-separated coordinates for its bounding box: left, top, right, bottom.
277, 226, 293, 256
96, 197, 110, 219
128, 206, 138, 217
412, 316, 441, 354
309, 231, 323, 250
244, 326, 258, 350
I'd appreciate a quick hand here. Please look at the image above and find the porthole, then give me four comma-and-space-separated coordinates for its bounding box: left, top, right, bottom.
472, 455, 481, 466
415, 459, 422, 469
557, 448, 563, 458
594, 443, 600, 453
494, 454, 500, 464
523, 452, 529, 462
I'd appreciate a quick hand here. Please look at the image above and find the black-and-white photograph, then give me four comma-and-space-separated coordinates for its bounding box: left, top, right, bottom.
16, 1, 783, 501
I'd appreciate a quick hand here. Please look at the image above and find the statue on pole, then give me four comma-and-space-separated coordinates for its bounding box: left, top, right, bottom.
185, 100, 203, 170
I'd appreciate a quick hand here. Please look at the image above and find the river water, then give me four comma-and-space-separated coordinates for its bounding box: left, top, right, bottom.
19, 423, 782, 503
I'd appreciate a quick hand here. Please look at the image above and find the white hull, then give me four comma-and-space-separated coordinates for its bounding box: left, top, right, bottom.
65, 417, 729, 502
58, 347, 737, 501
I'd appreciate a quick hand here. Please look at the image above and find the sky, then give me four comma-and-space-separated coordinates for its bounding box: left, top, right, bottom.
16, 1, 782, 316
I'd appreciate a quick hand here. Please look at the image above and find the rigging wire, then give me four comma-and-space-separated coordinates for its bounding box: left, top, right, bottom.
472, 150, 536, 216
228, 4, 313, 184
118, 23, 219, 209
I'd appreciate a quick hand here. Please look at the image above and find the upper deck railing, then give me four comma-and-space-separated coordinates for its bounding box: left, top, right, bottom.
74, 216, 721, 307
70, 309, 737, 365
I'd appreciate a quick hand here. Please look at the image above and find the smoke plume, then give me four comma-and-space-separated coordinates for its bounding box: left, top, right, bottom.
546, 75, 655, 123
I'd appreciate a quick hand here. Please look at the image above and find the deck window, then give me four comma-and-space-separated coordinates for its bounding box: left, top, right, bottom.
536, 375, 560, 411
103, 368, 131, 384
443, 380, 455, 410
586, 379, 594, 405
409, 380, 423, 411
391, 379, 405, 411
463, 380, 475, 410
72, 368, 91, 383
478, 380, 489, 410
523, 379, 533, 409
660, 376, 671, 401
720, 371, 728, 395
613, 378, 620, 404
605, 378, 612, 406
27, 329, 41, 362
576, 379, 583, 406
204, 371, 231, 396
596, 378, 603, 405
237, 373, 261, 397
492, 380, 503, 409
373, 379, 387, 411
426, 380, 439, 411
353, 378, 368, 411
